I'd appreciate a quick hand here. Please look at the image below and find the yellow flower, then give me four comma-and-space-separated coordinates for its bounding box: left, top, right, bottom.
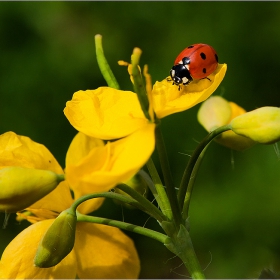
0, 131, 140, 279
64, 88, 156, 189
64, 87, 151, 140
198, 96, 255, 151
119, 56, 227, 120
152, 64, 227, 119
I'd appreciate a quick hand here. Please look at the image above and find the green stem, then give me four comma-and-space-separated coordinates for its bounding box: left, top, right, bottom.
115, 183, 167, 222
165, 225, 205, 279
146, 158, 173, 220
131, 48, 150, 120
178, 125, 232, 211
155, 125, 182, 229
182, 143, 209, 220
71, 191, 164, 222
77, 212, 169, 244
95, 34, 120, 89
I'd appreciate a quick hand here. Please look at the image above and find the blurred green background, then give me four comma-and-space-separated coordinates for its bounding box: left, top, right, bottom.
1, 2, 280, 278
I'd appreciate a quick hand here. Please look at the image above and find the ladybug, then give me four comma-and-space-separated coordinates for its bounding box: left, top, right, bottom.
169, 43, 219, 88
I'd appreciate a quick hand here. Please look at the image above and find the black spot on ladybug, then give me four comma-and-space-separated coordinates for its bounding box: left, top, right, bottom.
202, 68, 206, 74
215, 54, 218, 62
182, 57, 191, 65
200, 52, 206, 60
187, 45, 194, 49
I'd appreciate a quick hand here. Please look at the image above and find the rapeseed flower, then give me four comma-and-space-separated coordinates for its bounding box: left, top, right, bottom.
0, 131, 140, 279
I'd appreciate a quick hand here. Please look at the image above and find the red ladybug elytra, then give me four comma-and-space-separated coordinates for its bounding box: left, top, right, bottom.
170, 43, 218, 87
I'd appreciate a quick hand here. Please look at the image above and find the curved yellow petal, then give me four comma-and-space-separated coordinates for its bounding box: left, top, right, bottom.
65, 123, 155, 198
64, 88, 149, 140
0, 131, 63, 173
152, 64, 227, 119
28, 181, 73, 214
0, 220, 77, 279
66, 132, 105, 166
74, 222, 140, 279
229, 101, 247, 118
66, 132, 105, 214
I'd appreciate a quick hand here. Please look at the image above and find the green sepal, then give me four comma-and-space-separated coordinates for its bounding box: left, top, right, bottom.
164, 224, 190, 255
164, 224, 205, 279
34, 208, 77, 268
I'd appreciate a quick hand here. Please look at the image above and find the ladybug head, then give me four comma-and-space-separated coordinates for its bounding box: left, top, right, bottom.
170, 64, 193, 86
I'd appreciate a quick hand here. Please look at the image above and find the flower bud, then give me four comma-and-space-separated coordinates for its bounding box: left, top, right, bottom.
34, 208, 77, 268
230, 107, 280, 144
0, 167, 64, 213
198, 96, 232, 131
198, 96, 255, 151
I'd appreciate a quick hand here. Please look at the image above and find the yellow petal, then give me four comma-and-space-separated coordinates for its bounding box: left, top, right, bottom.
65, 123, 155, 198
66, 132, 105, 214
0, 131, 63, 173
66, 132, 104, 166
0, 220, 77, 279
64, 88, 149, 140
28, 181, 73, 215
229, 101, 247, 119
152, 64, 227, 119
74, 222, 140, 279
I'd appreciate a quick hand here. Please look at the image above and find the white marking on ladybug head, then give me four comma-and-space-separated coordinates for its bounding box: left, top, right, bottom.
182, 77, 189, 85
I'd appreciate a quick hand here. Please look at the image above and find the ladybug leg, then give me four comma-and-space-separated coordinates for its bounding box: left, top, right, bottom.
173, 82, 181, 91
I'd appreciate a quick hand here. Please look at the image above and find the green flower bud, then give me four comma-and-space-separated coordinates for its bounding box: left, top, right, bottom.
0, 167, 64, 213
197, 96, 256, 151
230, 107, 280, 144
34, 208, 77, 268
